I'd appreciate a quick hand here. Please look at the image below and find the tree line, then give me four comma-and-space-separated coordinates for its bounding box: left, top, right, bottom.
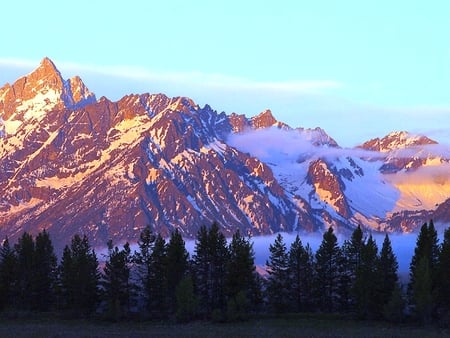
0, 221, 449, 325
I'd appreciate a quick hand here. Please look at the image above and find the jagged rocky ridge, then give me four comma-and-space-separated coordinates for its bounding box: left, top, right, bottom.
1, 58, 449, 248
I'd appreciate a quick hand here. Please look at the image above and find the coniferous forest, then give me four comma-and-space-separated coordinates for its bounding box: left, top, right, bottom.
0, 221, 449, 327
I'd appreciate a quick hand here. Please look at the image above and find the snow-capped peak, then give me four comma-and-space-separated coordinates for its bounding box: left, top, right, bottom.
359, 131, 438, 152
251, 109, 278, 129
0, 57, 96, 135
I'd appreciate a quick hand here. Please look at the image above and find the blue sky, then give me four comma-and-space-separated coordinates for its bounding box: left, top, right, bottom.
1, 0, 450, 146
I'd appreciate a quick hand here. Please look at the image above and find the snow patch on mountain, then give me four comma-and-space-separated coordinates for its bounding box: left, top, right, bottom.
385, 163, 450, 211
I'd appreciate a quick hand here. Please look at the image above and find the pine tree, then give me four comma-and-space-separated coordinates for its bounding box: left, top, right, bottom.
353, 234, 378, 319
226, 230, 257, 319
192, 222, 229, 318
341, 225, 364, 311
133, 227, 156, 314
413, 256, 433, 324
383, 283, 405, 323
33, 230, 58, 311
14, 232, 35, 311
209, 223, 229, 315
376, 233, 399, 318
175, 275, 198, 322
408, 220, 440, 319
101, 241, 133, 320
436, 227, 450, 318
166, 229, 189, 314
192, 225, 210, 316
147, 234, 168, 319
288, 235, 314, 312
266, 233, 290, 313
59, 234, 100, 316
0, 237, 17, 311
314, 227, 343, 312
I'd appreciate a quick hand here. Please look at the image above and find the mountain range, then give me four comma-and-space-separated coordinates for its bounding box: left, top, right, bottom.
1, 58, 449, 249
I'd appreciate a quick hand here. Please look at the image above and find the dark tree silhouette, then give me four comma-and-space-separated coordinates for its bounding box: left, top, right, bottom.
0, 238, 17, 311
437, 227, 450, 317
288, 235, 314, 312
14, 232, 35, 311
314, 227, 343, 312
102, 241, 133, 320
376, 233, 399, 318
166, 228, 189, 314
59, 234, 100, 316
266, 233, 290, 313
192, 222, 229, 318
226, 229, 257, 320
33, 230, 58, 311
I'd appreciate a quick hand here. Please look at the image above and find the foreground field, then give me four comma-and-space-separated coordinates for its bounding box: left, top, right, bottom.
0, 314, 448, 338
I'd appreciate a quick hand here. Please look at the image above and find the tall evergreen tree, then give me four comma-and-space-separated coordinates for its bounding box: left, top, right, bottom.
225, 230, 257, 318
147, 234, 168, 319
412, 256, 433, 324
101, 241, 133, 320
288, 235, 314, 312
408, 220, 440, 319
192, 225, 210, 317
0, 238, 17, 311
341, 225, 365, 311
59, 234, 100, 316
133, 227, 156, 313
166, 229, 189, 314
436, 227, 450, 318
208, 222, 229, 316
33, 230, 58, 311
353, 234, 378, 319
266, 233, 290, 313
192, 222, 229, 318
376, 233, 399, 318
175, 275, 198, 322
14, 232, 35, 311
314, 227, 343, 312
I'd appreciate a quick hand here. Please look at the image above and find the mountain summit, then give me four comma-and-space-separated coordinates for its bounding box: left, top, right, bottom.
0, 57, 95, 136
1, 58, 449, 248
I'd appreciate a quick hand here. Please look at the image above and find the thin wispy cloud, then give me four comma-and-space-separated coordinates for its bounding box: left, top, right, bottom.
0, 57, 342, 94
227, 127, 386, 162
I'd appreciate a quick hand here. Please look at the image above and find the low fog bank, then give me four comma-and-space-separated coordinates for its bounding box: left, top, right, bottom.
100, 230, 448, 284
183, 232, 422, 280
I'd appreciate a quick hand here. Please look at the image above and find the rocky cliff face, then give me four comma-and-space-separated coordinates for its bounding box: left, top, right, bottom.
0, 59, 316, 248
1, 58, 449, 248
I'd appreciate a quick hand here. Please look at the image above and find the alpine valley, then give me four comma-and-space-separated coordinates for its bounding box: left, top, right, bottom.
1, 58, 449, 249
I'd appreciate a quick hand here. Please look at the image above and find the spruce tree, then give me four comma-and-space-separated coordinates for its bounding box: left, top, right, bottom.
192, 222, 229, 318
413, 256, 433, 324
33, 230, 58, 311
266, 233, 290, 313
383, 283, 405, 323
101, 241, 133, 320
288, 235, 314, 312
353, 234, 378, 319
207, 222, 229, 316
14, 232, 35, 311
408, 221, 439, 319
0, 238, 17, 311
376, 233, 399, 318
192, 225, 210, 317
341, 225, 364, 311
59, 234, 100, 316
175, 275, 198, 322
436, 227, 450, 318
147, 234, 168, 319
314, 227, 343, 312
133, 227, 156, 314
226, 230, 257, 319
166, 228, 189, 314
